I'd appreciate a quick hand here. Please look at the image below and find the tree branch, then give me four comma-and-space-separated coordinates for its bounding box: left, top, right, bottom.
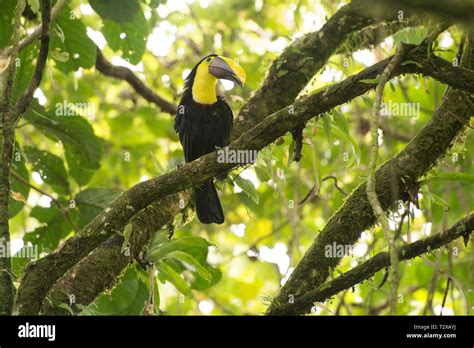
95, 48, 177, 115
14, 0, 52, 119
93, 2, 415, 121
1, 0, 51, 315
267, 213, 474, 315
0, 0, 26, 316
0, 0, 66, 58
233, 0, 418, 138
367, 0, 474, 27
265, 36, 474, 315
13, 4, 420, 313
10, 169, 78, 232
336, 17, 420, 55
38, 7, 438, 314
367, 44, 406, 314
15, 42, 474, 314
39, 192, 191, 315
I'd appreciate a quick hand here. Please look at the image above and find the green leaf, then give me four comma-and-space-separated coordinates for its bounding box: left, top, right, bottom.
89, 0, 141, 23
401, 60, 423, 68
58, 303, 75, 315
430, 192, 450, 210
24, 146, 70, 194
146, 236, 212, 262
24, 101, 103, 186
234, 175, 259, 204
102, 10, 148, 65
75, 188, 121, 228
65, 150, 96, 186
192, 262, 221, 291
50, 47, 70, 62
49, 5, 97, 73
153, 275, 160, 311
31, 205, 61, 223
0, 0, 16, 48
11, 245, 40, 278
11, 44, 36, 102
143, 0, 165, 8
420, 188, 433, 210
323, 115, 332, 141
122, 223, 133, 253
91, 266, 148, 315
24, 206, 72, 250
156, 260, 193, 297
163, 251, 212, 282
359, 77, 380, 85
361, 96, 373, 107
184, 246, 221, 291
10, 144, 30, 219
419, 172, 474, 186
330, 124, 361, 166
393, 26, 428, 45
27, 0, 40, 13
332, 109, 349, 135
254, 165, 271, 182
389, 80, 396, 92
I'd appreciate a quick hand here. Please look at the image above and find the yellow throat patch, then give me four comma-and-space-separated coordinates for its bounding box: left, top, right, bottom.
192, 62, 218, 104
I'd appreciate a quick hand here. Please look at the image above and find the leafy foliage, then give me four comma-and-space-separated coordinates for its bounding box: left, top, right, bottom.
146, 232, 221, 298
4, 0, 472, 316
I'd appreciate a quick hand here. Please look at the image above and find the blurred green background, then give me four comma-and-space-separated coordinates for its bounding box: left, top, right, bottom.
2, 0, 472, 315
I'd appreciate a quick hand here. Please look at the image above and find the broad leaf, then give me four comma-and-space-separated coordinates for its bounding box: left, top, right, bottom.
146, 236, 212, 262
75, 188, 121, 228
89, 0, 141, 23
157, 260, 193, 297
24, 146, 70, 195
24, 101, 103, 186
102, 10, 148, 65
90, 266, 148, 315
49, 5, 97, 73
234, 175, 259, 204
10, 144, 30, 219
0, 0, 15, 48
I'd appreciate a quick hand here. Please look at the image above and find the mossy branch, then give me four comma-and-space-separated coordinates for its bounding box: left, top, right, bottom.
266, 36, 474, 316
267, 213, 474, 315
0, 0, 26, 316
15, 41, 474, 314
366, 44, 406, 314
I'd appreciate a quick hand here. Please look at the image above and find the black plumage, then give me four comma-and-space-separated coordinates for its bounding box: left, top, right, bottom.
174, 55, 234, 224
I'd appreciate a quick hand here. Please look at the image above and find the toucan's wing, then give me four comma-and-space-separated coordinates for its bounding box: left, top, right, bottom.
216, 97, 234, 147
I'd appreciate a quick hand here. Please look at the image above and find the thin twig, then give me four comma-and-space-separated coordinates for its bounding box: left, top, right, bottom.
366, 44, 406, 315
0, 0, 26, 316
10, 169, 79, 232
322, 175, 348, 196
267, 213, 474, 315
15, 0, 52, 118
440, 277, 451, 316
0, 0, 66, 58
95, 48, 177, 114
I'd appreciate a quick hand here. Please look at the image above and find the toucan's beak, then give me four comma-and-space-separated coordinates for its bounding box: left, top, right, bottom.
209, 56, 246, 87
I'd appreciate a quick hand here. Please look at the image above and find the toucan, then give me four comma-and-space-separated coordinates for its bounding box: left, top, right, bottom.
174, 54, 246, 224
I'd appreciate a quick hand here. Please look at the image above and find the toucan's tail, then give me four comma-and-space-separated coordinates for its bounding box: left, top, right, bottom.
195, 181, 224, 224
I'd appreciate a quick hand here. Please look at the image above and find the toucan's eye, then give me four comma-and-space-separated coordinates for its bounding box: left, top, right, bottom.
206, 57, 212, 62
